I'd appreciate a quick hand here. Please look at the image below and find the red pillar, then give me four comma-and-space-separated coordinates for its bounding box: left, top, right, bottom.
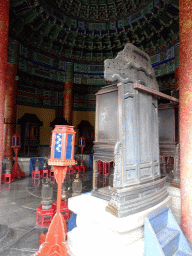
0, 0, 10, 182
3, 64, 18, 159
63, 62, 74, 125
180, 0, 192, 244
63, 81, 73, 125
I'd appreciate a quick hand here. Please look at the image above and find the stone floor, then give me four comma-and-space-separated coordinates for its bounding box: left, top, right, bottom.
0, 171, 183, 256
0, 171, 93, 256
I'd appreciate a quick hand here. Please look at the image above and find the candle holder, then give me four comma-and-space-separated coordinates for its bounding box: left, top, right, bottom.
78, 137, 85, 166
11, 134, 25, 179
33, 125, 75, 256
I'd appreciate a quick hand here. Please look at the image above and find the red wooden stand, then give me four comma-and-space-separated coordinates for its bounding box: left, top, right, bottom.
2, 173, 14, 183
42, 169, 49, 178
36, 205, 55, 228
67, 165, 86, 174
32, 169, 52, 179
67, 166, 75, 174
32, 170, 42, 179
49, 168, 54, 177
74, 165, 80, 173
79, 165, 86, 173
37, 200, 71, 229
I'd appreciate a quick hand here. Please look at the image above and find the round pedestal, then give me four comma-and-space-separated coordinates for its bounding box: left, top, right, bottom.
67, 193, 172, 256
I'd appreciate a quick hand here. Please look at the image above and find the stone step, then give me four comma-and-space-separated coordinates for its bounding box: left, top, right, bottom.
173, 250, 192, 256
145, 207, 192, 256
156, 227, 180, 255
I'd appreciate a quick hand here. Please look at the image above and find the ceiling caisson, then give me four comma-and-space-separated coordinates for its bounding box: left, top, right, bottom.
9, 0, 179, 63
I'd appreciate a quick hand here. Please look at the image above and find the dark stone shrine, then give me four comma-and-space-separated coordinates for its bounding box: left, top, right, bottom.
92, 43, 169, 218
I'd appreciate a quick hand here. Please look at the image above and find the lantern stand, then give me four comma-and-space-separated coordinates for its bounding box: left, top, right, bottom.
78, 137, 86, 174
32, 125, 76, 256
11, 134, 25, 179
78, 137, 85, 165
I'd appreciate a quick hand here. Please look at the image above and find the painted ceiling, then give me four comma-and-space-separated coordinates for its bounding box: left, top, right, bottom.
9, 0, 179, 63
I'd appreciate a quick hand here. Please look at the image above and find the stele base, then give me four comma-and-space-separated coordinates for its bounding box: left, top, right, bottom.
67, 193, 172, 256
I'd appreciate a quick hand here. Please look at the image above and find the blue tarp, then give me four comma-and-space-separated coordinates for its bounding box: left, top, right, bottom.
29, 158, 44, 175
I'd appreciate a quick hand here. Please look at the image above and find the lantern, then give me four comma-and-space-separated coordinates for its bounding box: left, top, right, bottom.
79, 136, 85, 165
12, 134, 21, 147
33, 125, 76, 256
11, 134, 25, 179
48, 125, 76, 167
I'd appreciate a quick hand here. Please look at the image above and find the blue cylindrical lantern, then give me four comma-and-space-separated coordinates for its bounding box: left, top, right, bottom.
12, 134, 21, 147
79, 137, 85, 147
48, 125, 76, 166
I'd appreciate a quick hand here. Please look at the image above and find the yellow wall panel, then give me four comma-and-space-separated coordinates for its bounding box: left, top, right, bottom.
16, 105, 56, 145
16, 106, 95, 146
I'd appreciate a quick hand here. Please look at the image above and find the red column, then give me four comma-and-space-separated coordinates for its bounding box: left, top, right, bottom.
174, 67, 179, 90
0, 0, 10, 182
180, 0, 192, 244
63, 81, 73, 125
3, 64, 18, 159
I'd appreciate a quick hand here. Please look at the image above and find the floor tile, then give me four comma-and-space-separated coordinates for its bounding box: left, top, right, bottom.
9, 214, 36, 231
0, 202, 21, 216
10, 227, 48, 251
0, 173, 93, 255
1, 248, 34, 256
0, 207, 35, 227
0, 228, 27, 252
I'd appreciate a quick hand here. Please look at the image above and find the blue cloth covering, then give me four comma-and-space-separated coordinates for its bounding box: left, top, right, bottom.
89, 154, 93, 167
29, 158, 44, 175
68, 192, 91, 232
68, 212, 77, 232
2, 163, 4, 174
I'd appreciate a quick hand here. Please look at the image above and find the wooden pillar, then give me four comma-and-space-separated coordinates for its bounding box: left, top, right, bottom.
3, 64, 18, 159
3, 40, 19, 159
0, 0, 10, 182
179, 0, 192, 244
63, 62, 74, 125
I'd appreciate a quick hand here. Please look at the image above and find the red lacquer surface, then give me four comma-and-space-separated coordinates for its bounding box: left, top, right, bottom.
180, 0, 192, 243
0, 0, 10, 183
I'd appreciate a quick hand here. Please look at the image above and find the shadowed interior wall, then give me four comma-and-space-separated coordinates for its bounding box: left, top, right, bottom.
72, 111, 95, 145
